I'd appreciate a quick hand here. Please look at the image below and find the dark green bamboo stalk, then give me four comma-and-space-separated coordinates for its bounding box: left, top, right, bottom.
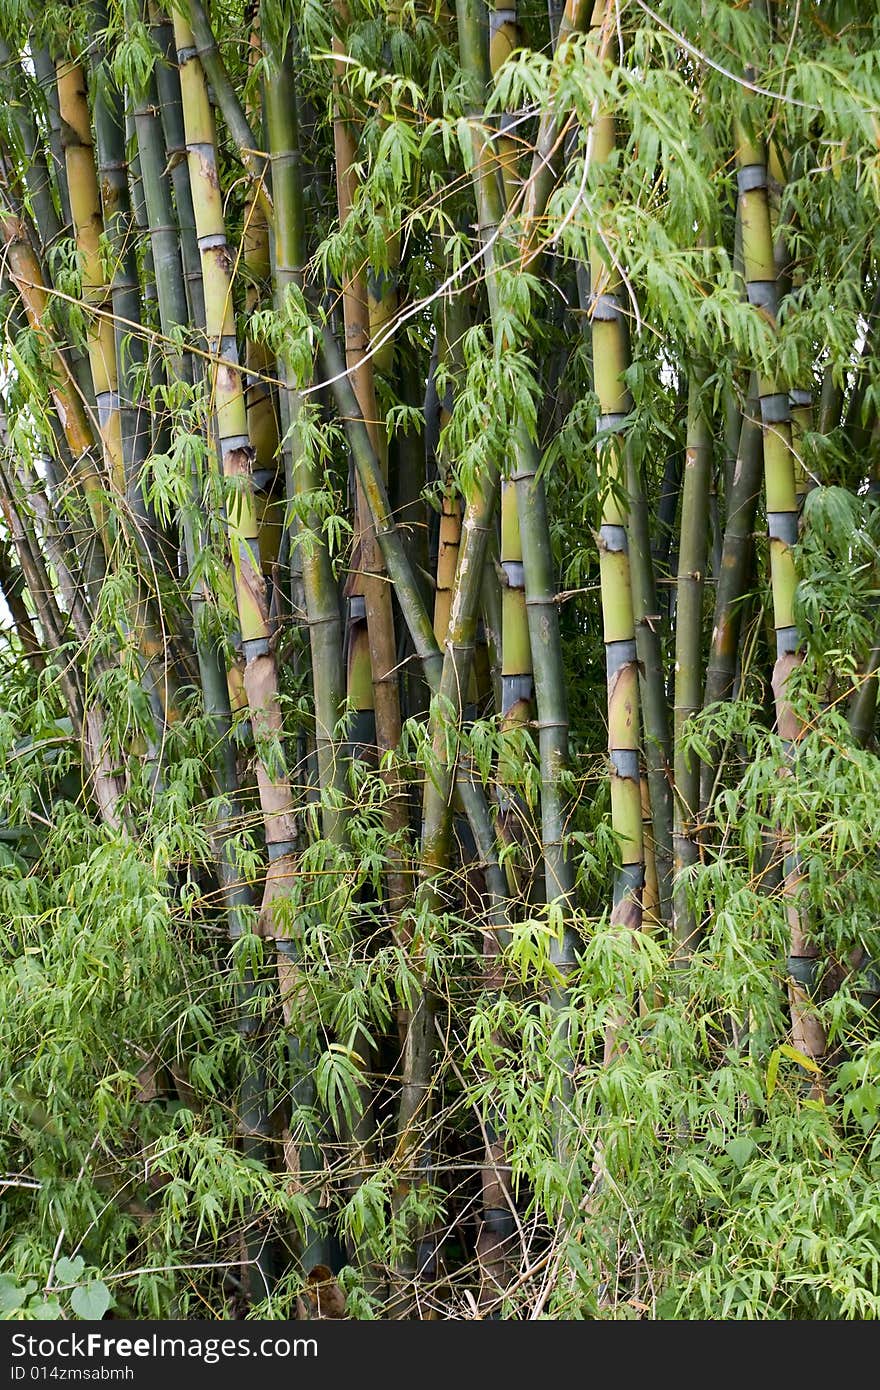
262, 31, 359, 1278
0, 36, 63, 253
0, 535, 45, 672
30, 43, 72, 233
698, 379, 763, 815
91, 34, 160, 556
849, 629, 880, 747
849, 441, 880, 745
736, 114, 826, 1071
264, 40, 347, 849
625, 449, 672, 929
241, 42, 281, 589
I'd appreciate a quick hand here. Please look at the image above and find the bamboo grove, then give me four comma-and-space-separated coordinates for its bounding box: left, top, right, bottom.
1, 0, 879, 1321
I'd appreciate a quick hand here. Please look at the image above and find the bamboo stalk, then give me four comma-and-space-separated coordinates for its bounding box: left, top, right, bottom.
264, 43, 348, 851
671, 371, 711, 964
327, 29, 414, 1075
56, 57, 124, 496
148, 4, 206, 331
624, 446, 672, 932
0, 535, 45, 672
736, 116, 826, 1073
0, 455, 124, 825
178, 0, 272, 220
330, 15, 405, 795
30, 43, 72, 235
321, 327, 508, 910
698, 379, 763, 814
0, 213, 106, 538
172, 8, 301, 968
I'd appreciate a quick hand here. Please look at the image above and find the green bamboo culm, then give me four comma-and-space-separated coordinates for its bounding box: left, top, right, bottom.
590, 107, 644, 971
148, 3, 206, 329
264, 28, 348, 848
735, 109, 826, 1072
172, 10, 307, 1036
671, 371, 711, 964
577, 3, 671, 952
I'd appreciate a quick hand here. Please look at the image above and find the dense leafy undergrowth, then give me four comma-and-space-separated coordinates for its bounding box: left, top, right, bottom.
1, 650, 879, 1319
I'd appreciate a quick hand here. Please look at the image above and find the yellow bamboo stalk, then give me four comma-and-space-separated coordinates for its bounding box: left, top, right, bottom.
56, 60, 123, 495
173, 12, 298, 889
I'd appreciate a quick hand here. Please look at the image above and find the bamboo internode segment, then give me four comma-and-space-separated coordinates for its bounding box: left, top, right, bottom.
149, 4, 206, 329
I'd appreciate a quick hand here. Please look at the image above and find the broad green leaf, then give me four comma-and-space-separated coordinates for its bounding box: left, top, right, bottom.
55, 1256, 85, 1284
70, 1281, 113, 1322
